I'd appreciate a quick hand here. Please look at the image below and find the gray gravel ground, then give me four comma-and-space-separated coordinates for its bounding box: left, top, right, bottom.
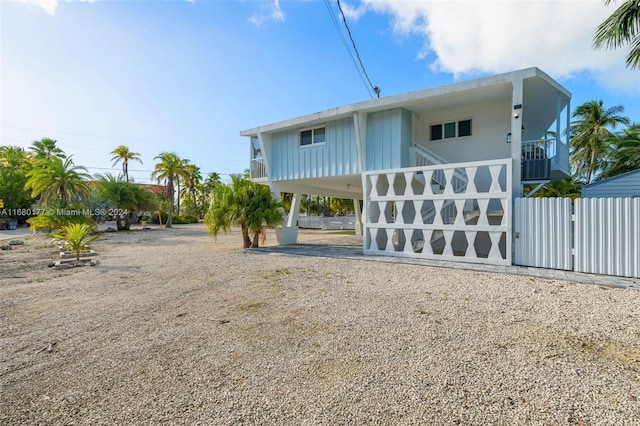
1, 224, 639, 425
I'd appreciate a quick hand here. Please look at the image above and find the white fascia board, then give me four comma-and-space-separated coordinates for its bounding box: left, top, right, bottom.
239, 67, 568, 137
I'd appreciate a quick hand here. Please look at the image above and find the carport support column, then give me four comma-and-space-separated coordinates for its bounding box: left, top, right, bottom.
273, 190, 301, 245
353, 198, 362, 236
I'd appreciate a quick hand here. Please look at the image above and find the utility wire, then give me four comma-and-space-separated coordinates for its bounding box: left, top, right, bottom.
2, 124, 233, 146
323, 0, 374, 99
335, 0, 378, 98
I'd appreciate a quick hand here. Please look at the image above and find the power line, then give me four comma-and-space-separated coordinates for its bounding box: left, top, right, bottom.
335, 0, 379, 98
323, 0, 374, 99
1, 125, 234, 146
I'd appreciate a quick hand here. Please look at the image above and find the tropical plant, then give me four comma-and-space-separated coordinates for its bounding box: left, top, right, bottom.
180, 162, 201, 212
29, 138, 66, 160
151, 152, 188, 228
0, 146, 34, 223
205, 174, 283, 248
569, 100, 630, 183
593, 0, 640, 70
110, 145, 142, 181
52, 223, 101, 261
529, 178, 583, 200
27, 202, 96, 232
95, 173, 158, 230
599, 123, 640, 179
25, 155, 92, 206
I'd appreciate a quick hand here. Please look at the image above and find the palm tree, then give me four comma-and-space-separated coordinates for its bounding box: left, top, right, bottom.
29, 138, 66, 159
96, 173, 158, 230
570, 100, 630, 184
110, 145, 142, 181
52, 223, 101, 261
593, 0, 640, 70
205, 174, 283, 248
25, 156, 91, 206
151, 152, 188, 228
182, 163, 201, 207
599, 123, 640, 179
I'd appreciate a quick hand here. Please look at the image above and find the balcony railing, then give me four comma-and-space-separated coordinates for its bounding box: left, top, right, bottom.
521, 138, 569, 181
250, 158, 267, 180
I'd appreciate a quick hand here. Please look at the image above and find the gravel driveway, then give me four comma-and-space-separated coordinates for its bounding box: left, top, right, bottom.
1, 224, 639, 424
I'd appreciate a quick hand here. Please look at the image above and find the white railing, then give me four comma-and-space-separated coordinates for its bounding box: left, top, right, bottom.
410, 143, 470, 225
363, 158, 512, 266
250, 158, 267, 180
521, 138, 570, 179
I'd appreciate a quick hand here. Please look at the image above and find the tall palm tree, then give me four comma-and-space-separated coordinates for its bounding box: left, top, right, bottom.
570, 100, 630, 184
593, 0, 640, 70
25, 156, 91, 206
110, 145, 142, 181
205, 174, 283, 248
151, 152, 188, 228
29, 138, 66, 159
599, 123, 640, 179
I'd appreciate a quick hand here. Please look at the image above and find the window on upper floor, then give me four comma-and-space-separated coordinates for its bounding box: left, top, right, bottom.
300, 126, 326, 146
430, 118, 472, 141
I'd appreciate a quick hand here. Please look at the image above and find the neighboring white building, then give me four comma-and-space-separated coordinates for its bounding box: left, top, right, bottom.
582, 169, 640, 198
240, 67, 571, 266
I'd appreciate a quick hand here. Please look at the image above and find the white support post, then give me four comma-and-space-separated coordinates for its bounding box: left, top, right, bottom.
270, 185, 300, 245
353, 198, 362, 236
354, 112, 368, 247
511, 79, 523, 199
556, 93, 562, 151
565, 98, 571, 145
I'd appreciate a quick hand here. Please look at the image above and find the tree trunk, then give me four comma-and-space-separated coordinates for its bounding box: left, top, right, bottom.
587, 149, 596, 184
123, 213, 131, 230
241, 224, 251, 248
251, 232, 259, 248
166, 181, 174, 228
116, 214, 124, 230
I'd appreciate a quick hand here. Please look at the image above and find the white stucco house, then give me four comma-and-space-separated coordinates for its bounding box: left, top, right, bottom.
240, 67, 572, 266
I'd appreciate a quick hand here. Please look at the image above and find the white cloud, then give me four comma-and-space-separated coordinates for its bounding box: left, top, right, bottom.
248, 0, 285, 26
17, 0, 95, 15
360, 0, 640, 93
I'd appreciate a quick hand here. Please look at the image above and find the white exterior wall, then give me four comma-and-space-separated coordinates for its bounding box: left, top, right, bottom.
269, 117, 359, 181
412, 98, 511, 164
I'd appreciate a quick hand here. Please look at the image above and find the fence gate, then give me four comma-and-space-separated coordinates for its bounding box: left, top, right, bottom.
574, 197, 640, 277
514, 198, 573, 270
514, 197, 640, 278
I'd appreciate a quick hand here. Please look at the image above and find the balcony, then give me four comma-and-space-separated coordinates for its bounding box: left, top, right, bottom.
250, 158, 267, 180
521, 138, 570, 182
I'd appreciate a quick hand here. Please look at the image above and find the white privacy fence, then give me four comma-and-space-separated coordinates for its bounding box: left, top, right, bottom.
514, 197, 640, 278
363, 159, 512, 266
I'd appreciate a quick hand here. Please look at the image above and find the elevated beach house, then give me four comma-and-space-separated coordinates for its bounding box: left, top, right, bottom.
240, 67, 571, 266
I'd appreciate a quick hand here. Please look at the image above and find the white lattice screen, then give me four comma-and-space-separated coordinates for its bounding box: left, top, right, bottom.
363, 159, 512, 266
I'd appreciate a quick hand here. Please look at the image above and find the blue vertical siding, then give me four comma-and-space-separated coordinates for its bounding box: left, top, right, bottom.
269, 117, 359, 181
365, 108, 412, 171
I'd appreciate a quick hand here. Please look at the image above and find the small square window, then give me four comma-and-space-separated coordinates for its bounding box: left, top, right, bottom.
444, 122, 456, 139
313, 127, 326, 143
458, 119, 472, 137
430, 124, 442, 141
300, 130, 312, 146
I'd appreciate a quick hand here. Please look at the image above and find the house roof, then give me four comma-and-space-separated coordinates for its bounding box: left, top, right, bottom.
583, 168, 640, 189
240, 67, 571, 138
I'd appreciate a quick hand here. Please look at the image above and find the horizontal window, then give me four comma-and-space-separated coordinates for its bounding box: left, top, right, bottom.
430, 119, 472, 141
300, 126, 326, 146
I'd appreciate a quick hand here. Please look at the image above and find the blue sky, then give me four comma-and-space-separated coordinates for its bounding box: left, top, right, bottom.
2, 0, 639, 184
